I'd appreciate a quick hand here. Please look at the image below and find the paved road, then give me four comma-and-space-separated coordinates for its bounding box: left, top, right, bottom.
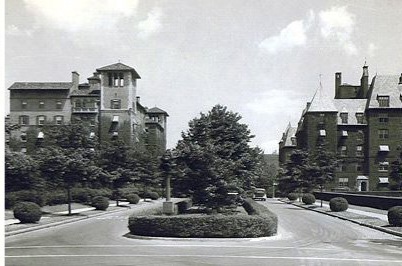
5, 200, 402, 266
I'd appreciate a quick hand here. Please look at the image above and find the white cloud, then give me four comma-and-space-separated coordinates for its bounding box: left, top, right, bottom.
23, 0, 139, 32
259, 10, 315, 54
259, 20, 308, 54
319, 6, 357, 55
137, 7, 163, 39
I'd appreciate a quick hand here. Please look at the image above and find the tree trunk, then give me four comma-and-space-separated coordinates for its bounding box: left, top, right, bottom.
67, 186, 72, 215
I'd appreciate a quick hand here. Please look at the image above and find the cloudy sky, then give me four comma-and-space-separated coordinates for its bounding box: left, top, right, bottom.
4, 0, 402, 153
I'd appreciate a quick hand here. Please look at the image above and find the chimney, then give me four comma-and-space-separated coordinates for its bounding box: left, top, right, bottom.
136, 96, 140, 103
360, 65, 369, 98
399, 73, 402, 84
335, 72, 342, 98
72, 71, 80, 87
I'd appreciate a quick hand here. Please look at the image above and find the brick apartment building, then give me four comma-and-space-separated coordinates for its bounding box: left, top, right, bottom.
7, 62, 168, 156
279, 65, 402, 191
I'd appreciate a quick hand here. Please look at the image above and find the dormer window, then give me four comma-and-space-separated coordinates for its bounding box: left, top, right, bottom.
291, 137, 296, 146
377, 95, 389, 107
356, 113, 364, 124
340, 113, 348, 124
21, 101, 27, 109
39, 101, 45, 109
56, 101, 62, 110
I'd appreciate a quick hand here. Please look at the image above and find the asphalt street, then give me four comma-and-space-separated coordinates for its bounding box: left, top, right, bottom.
5, 199, 402, 266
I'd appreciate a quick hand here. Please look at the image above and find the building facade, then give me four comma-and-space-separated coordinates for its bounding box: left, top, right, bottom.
7, 62, 168, 156
279, 66, 402, 191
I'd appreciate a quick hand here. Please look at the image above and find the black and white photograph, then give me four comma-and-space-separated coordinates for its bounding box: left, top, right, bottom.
3, 0, 402, 265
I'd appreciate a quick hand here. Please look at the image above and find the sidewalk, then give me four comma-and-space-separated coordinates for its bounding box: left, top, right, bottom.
281, 198, 402, 237
5, 199, 162, 237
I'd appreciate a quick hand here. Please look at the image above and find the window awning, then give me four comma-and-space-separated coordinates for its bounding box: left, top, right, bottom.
37, 132, 44, 139
112, 132, 119, 136
379, 145, 389, 152
89, 132, 95, 138
319, 130, 326, 136
379, 161, 389, 165
357, 175, 368, 180
379, 178, 389, 184
342, 130, 348, 137
112, 116, 119, 122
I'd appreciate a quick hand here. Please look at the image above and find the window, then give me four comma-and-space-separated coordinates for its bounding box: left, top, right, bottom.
379, 113, 388, 123
21, 147, 27, 153
357, 130, 364, 141
338, 178, 349, 187
340, 146, 347, 156
356, 163, 362, 172
37, 115, 46, 125
20, 132, 27, 142
39, 101, 45, 109
19, 116, 29, 125
379, 162, 389, 172
21, 101, 27, 109
90, 118, 96, 126
54, 116, 64, 125
377, 96, 390, 107
356, 145, 363, 156
338, 164, 346, 172
108, 73, 124, 87
111, 99, 121, 109
56, 101, 62, 110
378, 129, 389, 139
291, 137, 297, 146
356, 113, 364, 124
75, 100, 82, 108
340, 113, 348, 124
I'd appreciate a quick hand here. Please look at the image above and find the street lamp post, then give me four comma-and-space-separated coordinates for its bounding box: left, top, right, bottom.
162, 150, 175, 215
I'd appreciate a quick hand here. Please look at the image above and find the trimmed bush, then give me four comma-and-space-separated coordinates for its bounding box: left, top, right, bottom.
46, 191, 68, 205
302, 193, 316, 205
287, 193, 298, 201
91, 196, 109, 210
126, 194, 141, 204
148, 192, 159, 200
13, 202, 42, 223
388, 206, 402, 226
177, 199, 193, 214
329, 197, 348, 212
5, 190, 47, 208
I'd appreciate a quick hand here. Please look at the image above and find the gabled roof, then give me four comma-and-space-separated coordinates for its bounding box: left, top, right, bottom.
96, 62, 141, 79
8, 82, 73, 90
333, 99, 368, 125
367, 75, 402, 109
147, 107, 169, 116
307, 85, 338, 113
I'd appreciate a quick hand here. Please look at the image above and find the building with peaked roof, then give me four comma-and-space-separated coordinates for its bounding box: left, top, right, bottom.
279, 65, 402, 191
7, 62, 168, 156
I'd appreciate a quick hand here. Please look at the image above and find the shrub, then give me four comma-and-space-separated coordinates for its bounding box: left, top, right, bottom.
5, 193, 18, 209
118, 186, 140, 198
91, 196, 109, 210
71, 188, 91, 203
177, 199, 193, 214
13, 202, 42, 223
287, 193, 298, 201
126, 194, 141, 204
148, 192, 159, 200
6, 190, 47, 207
329, 197, 348, 212
302, 193, 316, 205
388, 206, 402, 226
46, 190, 68, 205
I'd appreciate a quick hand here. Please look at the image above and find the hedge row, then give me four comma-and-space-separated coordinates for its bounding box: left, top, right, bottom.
128, 198, 277, 238
5, 188, 113, 209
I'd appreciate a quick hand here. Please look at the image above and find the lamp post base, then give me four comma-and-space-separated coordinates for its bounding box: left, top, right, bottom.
163, 201, 175, 215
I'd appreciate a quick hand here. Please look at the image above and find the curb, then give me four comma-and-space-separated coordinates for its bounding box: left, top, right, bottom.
5, 206, 131, 237
279, 199, 402, 238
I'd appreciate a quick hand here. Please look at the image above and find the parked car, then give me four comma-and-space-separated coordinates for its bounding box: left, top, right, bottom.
252, 188, 266, 201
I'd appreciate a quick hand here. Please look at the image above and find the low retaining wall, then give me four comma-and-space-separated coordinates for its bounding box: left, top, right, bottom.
314, 192, 402, 210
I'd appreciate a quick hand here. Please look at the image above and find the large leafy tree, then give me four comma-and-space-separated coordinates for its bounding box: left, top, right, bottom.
278, 149, 309, 194
173, 105, 263, 209
389, 148, 402, 190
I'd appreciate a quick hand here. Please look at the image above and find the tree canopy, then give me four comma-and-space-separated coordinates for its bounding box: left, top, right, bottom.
172, 105, 263, 208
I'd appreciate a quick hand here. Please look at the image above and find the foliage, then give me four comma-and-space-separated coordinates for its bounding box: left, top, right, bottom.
278, 149, 309, 194
329, 197, 348, 212
5, 151, 44, 192
13, 202, 42, 223
287, 193, 298, 201
173, 105, 263, 209
147, 191, 160, 200
129, 199, 277, 238
387, 206, 402, 226
91, 196, 109, 210
46, 190, 68, 205
126, 194, 141, 204
389, 160, 402, 190
5, 190, 47, 208
302, 193, 316, 205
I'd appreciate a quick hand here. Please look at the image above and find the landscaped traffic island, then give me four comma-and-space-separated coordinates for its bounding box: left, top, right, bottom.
128, 198, 277, 238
